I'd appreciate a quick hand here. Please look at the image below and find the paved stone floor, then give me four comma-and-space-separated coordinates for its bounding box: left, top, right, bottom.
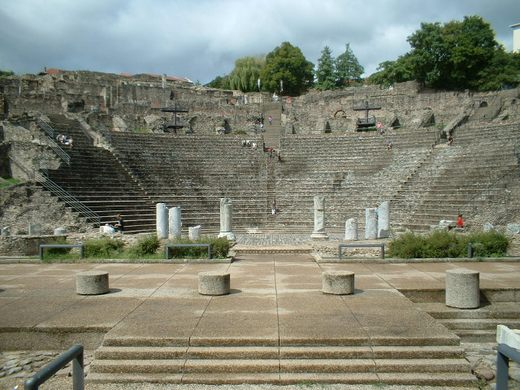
1, 253, 520, 389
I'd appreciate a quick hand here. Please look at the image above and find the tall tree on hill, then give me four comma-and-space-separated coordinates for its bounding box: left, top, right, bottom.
315, 46, 336, 90
205, 75, 231, 90
260, 42, 314, 96
335, 43, 364, 87
228, 56, 265, 92
368, 15, 518, 91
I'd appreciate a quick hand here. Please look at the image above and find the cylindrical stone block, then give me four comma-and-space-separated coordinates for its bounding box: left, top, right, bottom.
198, 272, 230, 296
377, 201, 390, 238
169, 207, 182, 239
54, 227, 67, 235
445, 269, 480, 308
344, 218, 358, 241
76, 271, 109, 295
156, 203, 169, 239
322, 271, 355, 295
365, 208, 378, 240
189, 225, 201, 240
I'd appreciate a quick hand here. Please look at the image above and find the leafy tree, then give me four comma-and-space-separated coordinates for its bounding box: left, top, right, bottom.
0, 70, 14, 78
315, 46, 336, 91
205, 75, 231, 89
368, 15, 517, 91
335, 43, 364, 86
228, 56, 265, 92
260, 42, 314, 96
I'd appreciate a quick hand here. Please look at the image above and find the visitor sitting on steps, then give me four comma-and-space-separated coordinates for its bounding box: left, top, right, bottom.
114, 214, 124, 233
456, 214, 464, 229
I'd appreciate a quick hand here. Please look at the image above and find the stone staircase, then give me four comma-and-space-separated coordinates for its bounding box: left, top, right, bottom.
88, 336, 475, 386
262, 102, 282, 148
42, 115, 156, 232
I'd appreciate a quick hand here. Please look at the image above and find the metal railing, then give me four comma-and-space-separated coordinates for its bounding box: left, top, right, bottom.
9, 157, 101, 227
36, 118, 71, 166
24, 344, 84, 390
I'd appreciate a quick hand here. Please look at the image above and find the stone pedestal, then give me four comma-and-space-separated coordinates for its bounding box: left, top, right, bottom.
28, 223, 42, 236
54, 227, 67, 235
169, 207, 182, 240
76, 271, 109, 295
156, 203, 169, 239
365, 208, 378, 240
218, 198, 236, 241
198, 272, 230, 296
189, 225, 201, 240
322, 271, 355, 295
446, 269, 480, 309
377, 201, 390, 238
1, 227, 10, 237
344, 218, 358, 241
311, 196, 329, 240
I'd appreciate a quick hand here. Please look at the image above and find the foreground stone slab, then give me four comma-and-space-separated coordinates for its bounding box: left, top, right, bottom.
322, 271, 355, 295
199, 272, 230, 296
76, 271, 110, 295
445, 269, 479, 309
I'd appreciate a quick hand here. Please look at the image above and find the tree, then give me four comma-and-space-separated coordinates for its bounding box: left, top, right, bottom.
260, 42, 314, 96
368, 15, 516, 91
205, 75, 231, 89
0, 70, 14, 78
228, 56, 265, 92
335, 43, 364, 86
315, 46, 336, 91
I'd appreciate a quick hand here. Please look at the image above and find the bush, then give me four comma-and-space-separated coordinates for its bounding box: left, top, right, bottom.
84, 237, 125, 258
166, 236, 230, 259
45, 237, 72, 256
129, 234, 160, 256
389, 230, 509, 258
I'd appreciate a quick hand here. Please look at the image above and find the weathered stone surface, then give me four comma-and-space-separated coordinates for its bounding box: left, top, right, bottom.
189, 225, 201, 240
365, 208, 378, 240
76, 271, 110, 295
198, 272, 230, 296
377, 201, 390, 238
445, 269, 480, 309
311, 196, 329, 240
156, 203, 168, 239
53, 227, 67, 235
169, 206, 181, 240
218, 198, 235, 241
344, 218, 358, 241
322, 271, 355, 295
507, 223, 520, 234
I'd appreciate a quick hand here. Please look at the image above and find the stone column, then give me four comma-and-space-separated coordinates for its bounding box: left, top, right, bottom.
365, 208, 378, 240
311, 195, 329, 240
189, 225, 201, 240
218, 198, 236, 241
344, 218, 358, 241
156, 203, 169, 239
28, 223, 42, 236
377, 201, 390, 238
168, 207, 182, 240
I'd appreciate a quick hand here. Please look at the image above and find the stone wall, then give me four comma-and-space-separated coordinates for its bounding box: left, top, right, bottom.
0, 71, 269, 136
0, 184, 90, 236
282, 82, 520, 135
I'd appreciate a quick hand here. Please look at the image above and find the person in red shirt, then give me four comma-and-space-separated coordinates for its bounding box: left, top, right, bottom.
456, 214, 464, 228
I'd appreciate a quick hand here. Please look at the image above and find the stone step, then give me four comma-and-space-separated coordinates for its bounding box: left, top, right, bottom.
439, 318, 520, 331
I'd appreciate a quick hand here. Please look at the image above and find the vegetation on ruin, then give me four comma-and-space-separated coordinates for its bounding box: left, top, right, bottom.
388, 230, 509, 259
369, 15, 520, 91
228, 56, 265, 92
0, 70, 14, 78
40, 235, 230, 262
166, 237, 230, 259
0, 177, 21, 189
316, 44, 364, 90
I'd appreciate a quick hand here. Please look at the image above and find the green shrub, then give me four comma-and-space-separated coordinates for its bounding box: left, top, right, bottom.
84, 237, 125, 258
166, 236, 230, 259
389, 230, 509, 258
45, 237, 72, 256
129, 234, 160, 256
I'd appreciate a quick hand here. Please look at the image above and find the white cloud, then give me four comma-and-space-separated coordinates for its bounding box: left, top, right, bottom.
0, 0, 518, 83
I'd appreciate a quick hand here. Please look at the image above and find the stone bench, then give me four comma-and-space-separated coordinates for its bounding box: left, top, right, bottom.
445, 269, 480, 309
198, 272, 230, 295
338, 243, 385, 259
39, 243, 84, 260
322, 271, 355, 295
76, 271, 109, 295
165, 243, 212, 259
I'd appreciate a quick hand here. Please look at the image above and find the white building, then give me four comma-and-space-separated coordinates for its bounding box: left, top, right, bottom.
511, 22, 520, 53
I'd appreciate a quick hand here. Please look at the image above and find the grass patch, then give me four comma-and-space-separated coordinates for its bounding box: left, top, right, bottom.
166, 236, 230, 259
0, 177, 21, 189
388, 230, 509, 258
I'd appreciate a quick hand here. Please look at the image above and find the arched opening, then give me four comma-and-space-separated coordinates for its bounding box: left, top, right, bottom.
391, 118, 401, 129
325, 121, 332, 133
334, 110, 346, 118
479, 101, 488, 108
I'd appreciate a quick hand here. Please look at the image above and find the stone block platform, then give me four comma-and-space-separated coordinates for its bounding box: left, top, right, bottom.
0, 255, 519, 387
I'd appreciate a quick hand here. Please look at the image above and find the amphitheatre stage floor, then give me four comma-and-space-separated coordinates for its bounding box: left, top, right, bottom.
1, 254, 520, 388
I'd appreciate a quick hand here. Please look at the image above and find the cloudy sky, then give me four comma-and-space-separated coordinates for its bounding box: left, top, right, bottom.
0, 0, 518, 84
